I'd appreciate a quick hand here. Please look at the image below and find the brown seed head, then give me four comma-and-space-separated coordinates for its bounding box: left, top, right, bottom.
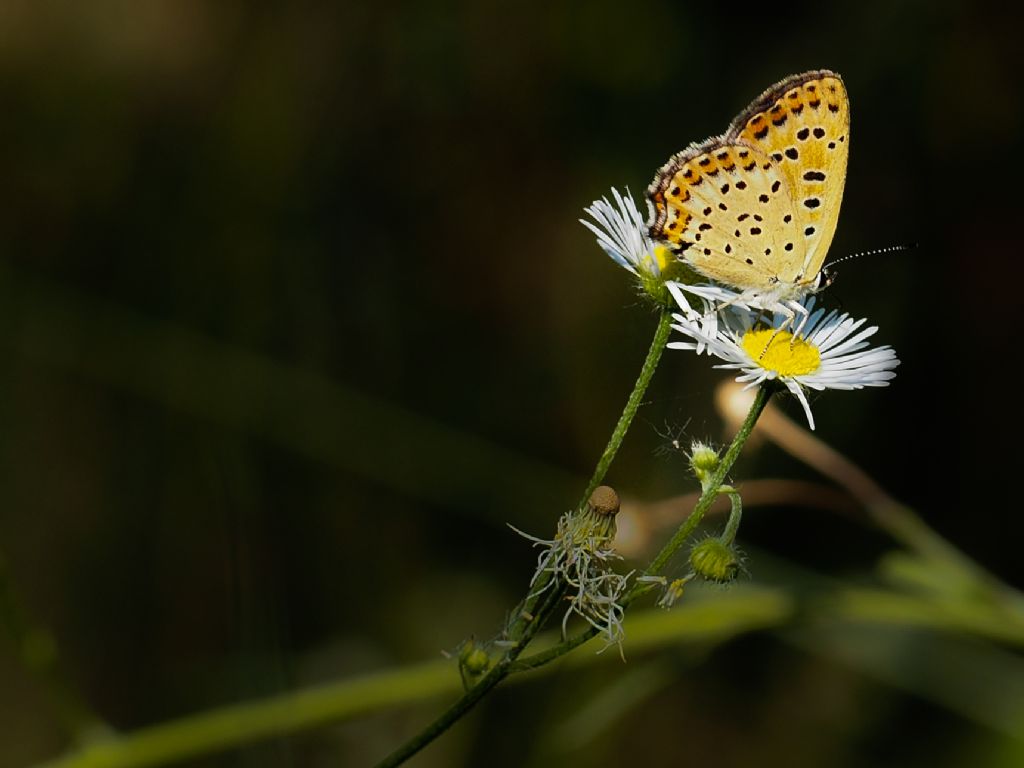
588, 485, 620, 517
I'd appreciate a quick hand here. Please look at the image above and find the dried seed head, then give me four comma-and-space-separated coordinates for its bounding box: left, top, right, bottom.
588, 485, 620, 517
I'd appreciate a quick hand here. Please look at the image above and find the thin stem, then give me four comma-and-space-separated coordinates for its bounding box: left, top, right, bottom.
720, 490, 743, 546
377, 307, 674, 768
644, 385, 770, 578
504, 307, 674, 645
516, 385, 772, 670
741, 388, 1024, 611
38, 579, 1024, 768
580, 307, 674, 506
375, 580, 563, 768
744, 392, 973, 571
35, 590, 794, 768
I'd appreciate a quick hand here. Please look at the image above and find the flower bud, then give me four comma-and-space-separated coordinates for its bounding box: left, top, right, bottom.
458, 640, 491, 688
689, 538, 740, 583
689, 441, 720, 487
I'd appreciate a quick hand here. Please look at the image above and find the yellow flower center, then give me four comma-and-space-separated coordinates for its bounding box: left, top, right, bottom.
741, 328, 821, 376
641, 244, 674, 276
652, 244, 673, 273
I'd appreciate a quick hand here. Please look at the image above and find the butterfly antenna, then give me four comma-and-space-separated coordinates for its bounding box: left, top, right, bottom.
824, 243, 918, 270
821, 243, 917, 288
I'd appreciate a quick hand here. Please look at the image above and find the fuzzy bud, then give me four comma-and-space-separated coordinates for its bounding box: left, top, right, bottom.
689, 538, 740, 583
689, 441, 720, 487
458, 640, 491, 688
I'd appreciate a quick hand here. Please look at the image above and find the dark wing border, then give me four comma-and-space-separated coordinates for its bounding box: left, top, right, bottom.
724, 69, 843, 140
646, 134, 728, 235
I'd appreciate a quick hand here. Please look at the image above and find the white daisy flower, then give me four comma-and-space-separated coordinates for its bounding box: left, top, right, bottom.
667, 282, 899, 430
580, 187, 667, 278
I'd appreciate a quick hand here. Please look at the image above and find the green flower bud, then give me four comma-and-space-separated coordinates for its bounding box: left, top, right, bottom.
461, 646, 490, 674
458, 640, 492, 689
689, 538, 740, 583
689, 441, 720, 487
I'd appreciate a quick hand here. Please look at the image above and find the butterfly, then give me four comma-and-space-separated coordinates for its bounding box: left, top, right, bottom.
647, 70, 849, 322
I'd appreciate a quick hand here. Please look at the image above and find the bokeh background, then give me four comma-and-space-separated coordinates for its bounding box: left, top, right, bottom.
2, 2, 1023, 766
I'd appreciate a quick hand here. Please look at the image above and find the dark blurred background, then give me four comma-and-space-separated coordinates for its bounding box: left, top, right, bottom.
1, 2, 1022, 766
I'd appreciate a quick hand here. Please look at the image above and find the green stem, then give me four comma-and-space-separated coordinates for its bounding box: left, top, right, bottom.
644, 385, 770, 578
580, 307, 674, 506
516, 385, 772, 670
375, 580, 563, 768
504, 307, 674, 645
720, 490, 743, 546
377, 307, 674, 767
35, 590, 793, 768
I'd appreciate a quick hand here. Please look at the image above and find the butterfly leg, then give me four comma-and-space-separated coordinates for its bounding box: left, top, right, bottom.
789, 299, 811, 341
756, 302, 795, 360
755, 299, 810, 359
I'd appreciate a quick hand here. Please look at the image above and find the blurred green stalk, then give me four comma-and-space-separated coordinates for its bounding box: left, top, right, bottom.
35, 589, 790, 768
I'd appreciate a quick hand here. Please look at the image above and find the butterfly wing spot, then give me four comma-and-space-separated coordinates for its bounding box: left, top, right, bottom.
647, 139, 805, 290
647, 71, 851, 294
718, 71, 849, 285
